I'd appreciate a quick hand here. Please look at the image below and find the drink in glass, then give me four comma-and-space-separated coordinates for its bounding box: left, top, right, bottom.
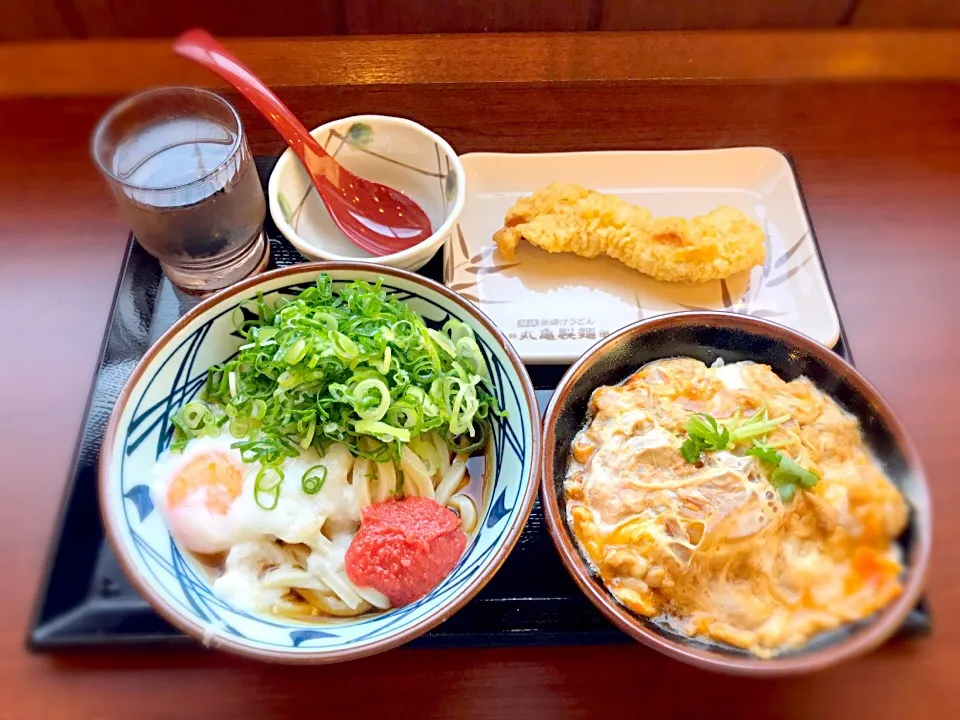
92, 87, 268, 293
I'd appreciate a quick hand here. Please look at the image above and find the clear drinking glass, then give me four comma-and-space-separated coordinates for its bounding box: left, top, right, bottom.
92, 87, 268, 294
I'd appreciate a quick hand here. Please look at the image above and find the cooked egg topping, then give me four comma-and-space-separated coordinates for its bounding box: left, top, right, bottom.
566, 358, 909, 657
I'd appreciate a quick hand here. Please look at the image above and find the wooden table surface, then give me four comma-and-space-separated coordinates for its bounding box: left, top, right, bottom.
1, 31, 958, 719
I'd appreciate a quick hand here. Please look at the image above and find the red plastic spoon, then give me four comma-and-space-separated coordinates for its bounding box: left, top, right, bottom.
174, 29, 432, 256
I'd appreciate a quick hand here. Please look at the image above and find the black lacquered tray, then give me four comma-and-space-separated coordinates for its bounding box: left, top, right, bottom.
29, 157, 930, 651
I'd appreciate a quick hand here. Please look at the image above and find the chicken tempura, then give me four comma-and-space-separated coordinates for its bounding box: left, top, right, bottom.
493, 183, 766, 283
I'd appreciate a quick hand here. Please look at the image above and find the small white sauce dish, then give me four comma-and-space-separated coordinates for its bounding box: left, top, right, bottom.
267, 115, 465, 272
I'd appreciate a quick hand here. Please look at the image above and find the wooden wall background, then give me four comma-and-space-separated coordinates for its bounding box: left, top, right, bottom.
2, 0, 959, 41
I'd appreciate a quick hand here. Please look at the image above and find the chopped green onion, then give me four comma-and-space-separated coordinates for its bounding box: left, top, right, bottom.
170, 401, 224, 448
283, 338, 308, 364
301, 464, 328, 495
331, 331, 359, 361
250, 399, 267, 420
444, 418, 490, 454
313, 312, 338, 331
443, 319, 474, 344
385, 401, 420, 429
456, 337, 490, 381
167, 275, 503, 506
298, 416, 316, 449
352, 378, 391, 421
353, 419, 411, 443
229, 417, 250, 437
427, 328, 456, 357
375, 346, 392, 374
180, 401, 210, 430
254, 466, 284, 510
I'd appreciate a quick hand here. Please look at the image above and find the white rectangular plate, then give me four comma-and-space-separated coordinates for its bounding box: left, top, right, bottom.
443, 148, 840, 364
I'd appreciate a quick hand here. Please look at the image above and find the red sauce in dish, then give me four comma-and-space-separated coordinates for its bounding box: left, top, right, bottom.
345, 496, 467, 607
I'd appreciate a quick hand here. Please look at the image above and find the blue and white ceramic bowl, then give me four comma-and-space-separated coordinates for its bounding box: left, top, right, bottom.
99, 263, 540, 662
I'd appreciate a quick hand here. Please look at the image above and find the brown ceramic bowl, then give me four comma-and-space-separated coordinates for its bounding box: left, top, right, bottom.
541, 311, 931, 676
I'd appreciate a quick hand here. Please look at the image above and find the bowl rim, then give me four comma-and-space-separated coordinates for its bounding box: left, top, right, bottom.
539, 310, 931, 676
99, 261, 541, 663
267, 114, 466, 264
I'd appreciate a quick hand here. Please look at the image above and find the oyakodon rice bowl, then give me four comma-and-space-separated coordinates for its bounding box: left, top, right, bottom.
100, 263, 540, 663
541, 312, 930, 676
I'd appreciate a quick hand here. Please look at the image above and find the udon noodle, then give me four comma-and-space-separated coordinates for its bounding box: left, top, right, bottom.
152, 431, 488, 621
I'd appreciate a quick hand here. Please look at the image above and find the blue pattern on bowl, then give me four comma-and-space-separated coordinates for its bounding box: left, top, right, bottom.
102, 267, 537, 659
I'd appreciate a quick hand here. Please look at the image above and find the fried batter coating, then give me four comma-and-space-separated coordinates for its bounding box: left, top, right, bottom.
493, 183, 766, 283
